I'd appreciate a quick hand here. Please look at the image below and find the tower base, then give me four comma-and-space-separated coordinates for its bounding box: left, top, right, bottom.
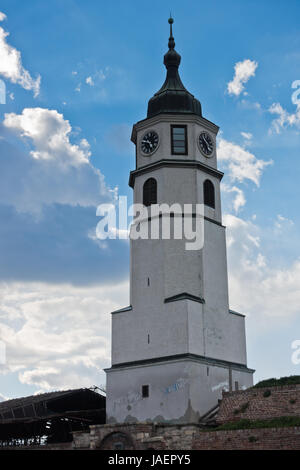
105, 354, 254, 424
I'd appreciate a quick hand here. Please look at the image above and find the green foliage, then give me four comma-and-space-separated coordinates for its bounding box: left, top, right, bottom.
263, 390, 271, 398
248, 436, 258, 443
207, 416, 300, 432
290, 399, 296, 404
253, 376, 300, 389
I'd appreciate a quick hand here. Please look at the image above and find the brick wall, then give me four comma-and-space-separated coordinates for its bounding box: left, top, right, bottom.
153, 424, 198, 450
217, 384, 300, 424
88, 423, 154, 450
73, 422, 300, 450
75, 423, 198, 450
193, 427, 300, 450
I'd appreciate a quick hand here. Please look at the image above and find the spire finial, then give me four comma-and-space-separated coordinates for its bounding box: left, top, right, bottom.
168, 15, 175, 50
147, 15, 202, 119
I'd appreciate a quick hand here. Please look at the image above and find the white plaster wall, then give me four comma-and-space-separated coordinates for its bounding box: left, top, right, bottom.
201, 220, 247, 365
106, 359, 253, 424
130, 168, 207, 304
131, 166, 216, 304
133, 167, 197, 206
106, 361, 194, 424
133, 166, 222, 229
203, 309, 247, 365
133, 165, 222, 219
202, 221, 229, 314
111, 299, 204, 365
187, 301, 205, 356
130, 235, 165, 308
162, 236, 203, 299
227, 313, 248, 365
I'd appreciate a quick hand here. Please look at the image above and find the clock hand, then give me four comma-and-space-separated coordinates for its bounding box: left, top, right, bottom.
203, 136, 210, 149
201, 138, 209, 152
142, 140, 152, 149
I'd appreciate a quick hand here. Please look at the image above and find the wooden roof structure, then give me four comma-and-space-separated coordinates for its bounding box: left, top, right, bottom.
0, 388, 106, 446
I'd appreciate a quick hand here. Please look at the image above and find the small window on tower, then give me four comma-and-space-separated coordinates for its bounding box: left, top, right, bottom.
203, 179, 215, 209
171, 125, 187, 155
143, 178, 157, 206
142, 385, 149, 398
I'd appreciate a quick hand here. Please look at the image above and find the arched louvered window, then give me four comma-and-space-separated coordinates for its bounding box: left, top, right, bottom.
203, 179, 215, 209
143, 178, 157, 207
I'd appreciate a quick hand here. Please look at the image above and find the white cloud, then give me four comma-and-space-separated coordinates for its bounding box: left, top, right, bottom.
227, 59, 258, 96
269, 102, 300, 134
70, 65, 138, 104
86, 76, 94, 86
84, 69, 109, 88
0, 16, 40, 96
97, 68, 109, 80
224, 214, 300, 320
0, 280, 129, 394
0, 107, 112, 213
241, 132, 252, 140
240, 100, 261, 111
222, 184, 246, 213
274, 214, 294, 232
217, 137, 272, 186
3, 107, 91, 166
0, 11, 7, 22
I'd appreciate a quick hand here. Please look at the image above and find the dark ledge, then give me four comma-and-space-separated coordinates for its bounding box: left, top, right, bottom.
129, 159, 224, 188
111, 305, 132, 315
106, 352, 255, 374
229, 309, 245, 318
164, 293, 205, 304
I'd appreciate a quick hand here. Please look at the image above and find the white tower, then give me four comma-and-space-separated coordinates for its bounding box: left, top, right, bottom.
105, 19, 254, 424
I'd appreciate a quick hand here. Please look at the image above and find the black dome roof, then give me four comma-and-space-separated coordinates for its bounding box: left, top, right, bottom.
147, 18, 202, 119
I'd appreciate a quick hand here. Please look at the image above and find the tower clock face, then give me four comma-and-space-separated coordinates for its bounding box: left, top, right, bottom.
198, 132, 214, 157
141, 131, 159, 155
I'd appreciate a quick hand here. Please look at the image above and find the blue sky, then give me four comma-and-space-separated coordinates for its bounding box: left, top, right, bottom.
0, 0, 300, 399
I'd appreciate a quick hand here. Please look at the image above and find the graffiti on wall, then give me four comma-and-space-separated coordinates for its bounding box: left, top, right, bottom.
163, 378, 189, 395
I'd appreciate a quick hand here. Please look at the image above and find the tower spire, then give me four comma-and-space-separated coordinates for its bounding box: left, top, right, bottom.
168, 15, 175, 50
146, 16, 202, 118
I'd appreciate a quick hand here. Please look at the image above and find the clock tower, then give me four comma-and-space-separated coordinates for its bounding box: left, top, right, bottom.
105, 18, 254, 424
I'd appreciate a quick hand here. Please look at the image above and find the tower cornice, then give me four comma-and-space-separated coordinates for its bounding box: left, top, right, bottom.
129, 158, 224, 188
105, 353, 255, 374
